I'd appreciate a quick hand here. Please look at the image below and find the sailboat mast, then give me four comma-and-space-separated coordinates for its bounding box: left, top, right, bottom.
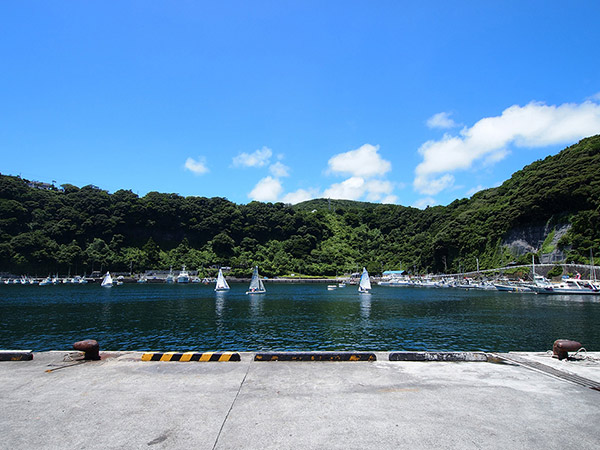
591, 249, 596, 282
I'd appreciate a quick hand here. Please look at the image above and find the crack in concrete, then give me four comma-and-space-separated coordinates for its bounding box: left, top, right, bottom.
212, 360, 252, 450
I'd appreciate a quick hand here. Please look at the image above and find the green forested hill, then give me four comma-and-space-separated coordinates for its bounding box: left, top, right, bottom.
1, 135, 599, 277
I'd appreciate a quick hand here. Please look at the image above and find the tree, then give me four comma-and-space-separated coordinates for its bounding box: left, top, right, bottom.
56, 240, 83, 272
142, 237, 160, 267
211, 232, 235, 258
85, 238, 111, 272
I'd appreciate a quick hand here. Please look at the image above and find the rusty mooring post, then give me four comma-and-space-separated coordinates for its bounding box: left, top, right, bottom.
73, 339, 100, 360
552, 339, 582, 360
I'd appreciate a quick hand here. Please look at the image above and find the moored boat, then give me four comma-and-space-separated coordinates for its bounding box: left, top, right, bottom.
176, 265, 190, 283
165, 267, 175, 284
530, 277, 600, 295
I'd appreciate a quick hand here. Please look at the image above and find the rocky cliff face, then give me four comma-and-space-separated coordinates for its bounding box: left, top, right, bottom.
502, 222, 570, 262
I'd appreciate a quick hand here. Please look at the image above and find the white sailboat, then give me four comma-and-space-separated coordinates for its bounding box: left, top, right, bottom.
101, 271, 114, 287
246, 266, 266, 295
215, 268, 230, 291
358, 267, 372, 294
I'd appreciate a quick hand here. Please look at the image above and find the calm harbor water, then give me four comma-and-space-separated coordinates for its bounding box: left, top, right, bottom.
1, 283, 599, 352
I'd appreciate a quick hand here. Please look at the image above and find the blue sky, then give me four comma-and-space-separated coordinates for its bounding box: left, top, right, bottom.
2, 1, 600, 208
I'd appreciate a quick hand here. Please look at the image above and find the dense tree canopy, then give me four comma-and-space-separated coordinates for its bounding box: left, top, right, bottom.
1, 135, 599, 277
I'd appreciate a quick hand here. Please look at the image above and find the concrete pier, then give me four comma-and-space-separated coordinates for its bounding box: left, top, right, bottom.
1, 351, 599, 449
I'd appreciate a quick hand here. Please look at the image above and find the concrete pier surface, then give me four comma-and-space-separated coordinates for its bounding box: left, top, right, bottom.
1, 351, 599, 449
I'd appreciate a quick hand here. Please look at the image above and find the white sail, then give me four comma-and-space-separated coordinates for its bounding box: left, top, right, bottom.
358, 267, 371, 293
215, 268, 230, 291
246, 266, 266, 294
101, 271, 113, 287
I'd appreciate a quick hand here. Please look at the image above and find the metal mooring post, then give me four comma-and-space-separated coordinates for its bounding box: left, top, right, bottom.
72, 339, 100, 360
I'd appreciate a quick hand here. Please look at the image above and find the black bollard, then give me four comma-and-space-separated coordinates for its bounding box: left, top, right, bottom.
73, 339, 100, 360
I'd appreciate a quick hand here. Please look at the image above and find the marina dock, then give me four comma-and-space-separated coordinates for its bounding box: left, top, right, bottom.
2, 350, 599, 449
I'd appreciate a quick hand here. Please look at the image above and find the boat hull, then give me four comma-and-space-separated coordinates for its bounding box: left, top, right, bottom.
530, 286, 600, 295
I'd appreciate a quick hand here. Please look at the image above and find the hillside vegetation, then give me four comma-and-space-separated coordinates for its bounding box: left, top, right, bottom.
1, 135, 599, 277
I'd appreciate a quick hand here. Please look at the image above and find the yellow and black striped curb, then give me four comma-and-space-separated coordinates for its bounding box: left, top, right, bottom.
141, 352, 241, 362
254, 352, 377, 362
389, 352, 488, 362
0, 350, 33, 361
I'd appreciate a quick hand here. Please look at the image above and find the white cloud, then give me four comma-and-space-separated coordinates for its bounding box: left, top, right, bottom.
327, 144, 391, 178
483, 148, 510, 166
415, 174, 455, 196
233, 146, 272, 168
588, 92, 600, 101
381, 195, 398, 204
184, 157, 209, 175
466, 185, 485, 197
426, 112, 458, 129
414, 100, 600, 195
322, 177, 395, 202
242, 144, 399, 205
281, 188, 319, 205
364, 179, 395, 202
269, 161, 290, 177
413, 197, 437, 209
248, 176, 283, 202
323, 177, 365, 200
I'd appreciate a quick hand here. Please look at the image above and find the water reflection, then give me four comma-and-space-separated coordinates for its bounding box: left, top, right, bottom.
248, 293, 264, 317
215, 292, 226, 318
1, 283, 599, 352
359, 293, 371, 319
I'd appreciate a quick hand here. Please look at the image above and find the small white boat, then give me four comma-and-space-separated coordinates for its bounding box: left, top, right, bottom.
39, 276, 52, 286
165, 267, 175, 284
530, 277, 600, 295
176, 265, 190, 284
215, 268, 230, 291
101, 271, 114, 287
358, 267, 372, 294
327, 285, 337, 290
494, 282, 531, 292
246, 266, 266, 295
